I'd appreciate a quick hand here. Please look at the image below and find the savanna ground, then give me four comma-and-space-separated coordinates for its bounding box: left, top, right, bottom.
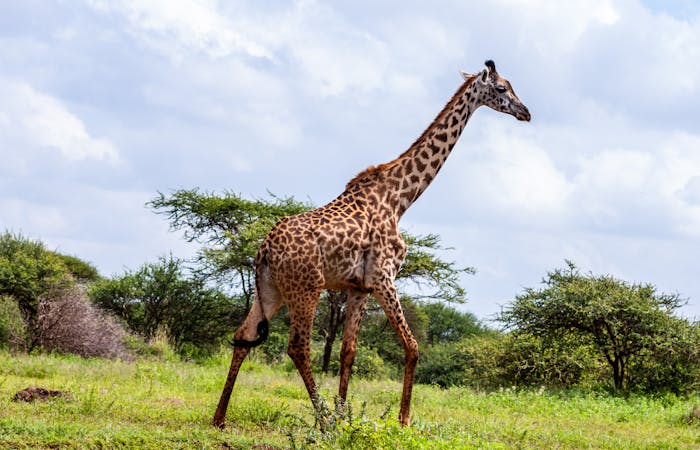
1, 351, 698, 449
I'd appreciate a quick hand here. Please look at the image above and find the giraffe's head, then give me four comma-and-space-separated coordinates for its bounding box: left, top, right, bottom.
461, 60, 531, 122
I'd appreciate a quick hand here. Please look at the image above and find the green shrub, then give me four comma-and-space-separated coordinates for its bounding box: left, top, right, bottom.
53, 253, 100, 282
417, 333, 603, 390
627, 319, 700, 395
89, 255, 238, 358
256, 331, 289, 364
311, 342, 394, 380
0, 295, 27, 352
494, 333, 602, 389
0, 232, 72, 325
415, 340, 472, 388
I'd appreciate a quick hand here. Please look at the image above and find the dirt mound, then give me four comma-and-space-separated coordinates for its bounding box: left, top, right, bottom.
12, 386, 71, 402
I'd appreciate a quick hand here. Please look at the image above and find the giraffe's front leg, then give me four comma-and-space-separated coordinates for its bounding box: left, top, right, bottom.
337, 290, 369, 408
372, 280, 419, 427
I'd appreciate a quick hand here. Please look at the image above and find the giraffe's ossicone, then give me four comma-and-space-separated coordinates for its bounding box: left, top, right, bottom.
213, 60, 530, 428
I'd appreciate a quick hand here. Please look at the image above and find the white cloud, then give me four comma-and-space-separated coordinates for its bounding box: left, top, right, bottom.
0, 198, 70, 237
493, 0, 620, 57
0, 79, 119, 164
86, 0, 271, 60
679, 176, 700, 205
85, 0, 407, 99
456, 119, 572, 226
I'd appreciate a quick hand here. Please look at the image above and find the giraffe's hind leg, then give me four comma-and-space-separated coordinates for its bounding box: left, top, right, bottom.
212, 266, 282, 428
213, 345, 250, 428
338, 290, 368, 405
286, 290, 322, 409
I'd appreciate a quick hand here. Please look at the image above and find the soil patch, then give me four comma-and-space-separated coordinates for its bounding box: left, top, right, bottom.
12, 386, 71, 402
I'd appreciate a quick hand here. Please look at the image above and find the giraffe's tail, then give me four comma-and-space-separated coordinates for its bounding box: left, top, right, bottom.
231, 318, 269, 348
231, 244, 272, 348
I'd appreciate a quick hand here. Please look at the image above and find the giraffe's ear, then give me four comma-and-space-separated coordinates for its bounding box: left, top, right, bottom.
480, 69, 489, 82
483, 60, 497, 82
460, 70, 475, 81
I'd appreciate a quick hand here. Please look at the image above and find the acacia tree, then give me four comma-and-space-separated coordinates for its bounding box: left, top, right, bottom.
148, 189, 310, 311
500, 261, 692, 391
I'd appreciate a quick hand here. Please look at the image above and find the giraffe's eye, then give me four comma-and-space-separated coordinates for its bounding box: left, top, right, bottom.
495, 86, 507, 94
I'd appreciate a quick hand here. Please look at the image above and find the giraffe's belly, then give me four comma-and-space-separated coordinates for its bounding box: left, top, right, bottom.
319, 231, 375, 292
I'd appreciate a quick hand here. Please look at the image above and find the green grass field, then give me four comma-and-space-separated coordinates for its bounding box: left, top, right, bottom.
1, 351, 698, 449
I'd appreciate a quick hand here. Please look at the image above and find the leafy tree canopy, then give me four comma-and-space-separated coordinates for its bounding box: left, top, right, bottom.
500, 261, 693, 391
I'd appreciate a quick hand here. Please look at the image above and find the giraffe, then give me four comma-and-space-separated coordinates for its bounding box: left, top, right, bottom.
213, 60, 530, 428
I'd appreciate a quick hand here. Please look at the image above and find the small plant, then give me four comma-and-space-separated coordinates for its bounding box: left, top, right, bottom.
286, 395, 395, 449
685, 404, 700, 425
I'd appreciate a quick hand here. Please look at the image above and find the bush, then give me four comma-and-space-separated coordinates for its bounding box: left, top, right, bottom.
416, 333, 603, 390
627, 318, 700, 395
493, 334, 602, 389
0, 295, 27, 352
0, 232, 71, 325
422, 302, 491, 344
53, 253, 100, 282
0, 231, 101, 351
36, 284, 128, 359
89, 255, 238, 358
312, 342, 394, 380
345, 344, 392, 380
499, 262, 692, 391
256, 331, 289, 364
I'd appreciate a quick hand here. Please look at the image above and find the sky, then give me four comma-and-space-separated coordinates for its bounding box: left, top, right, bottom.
1, 0, 699, 322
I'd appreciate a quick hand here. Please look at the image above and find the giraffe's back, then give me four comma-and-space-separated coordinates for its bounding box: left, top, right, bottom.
261, 193, 377, 295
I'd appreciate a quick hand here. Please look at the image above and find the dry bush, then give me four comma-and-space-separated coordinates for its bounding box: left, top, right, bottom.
37, 284, 129, 359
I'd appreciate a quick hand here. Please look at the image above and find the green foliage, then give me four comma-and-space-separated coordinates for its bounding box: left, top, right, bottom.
256, 330, 289, 364
313, 342, 393, 380
52, 253, 100, 282
422, 302, 490, 344
627, 317, 700, 394
417, 332, 613, 390
500, 261, 695, 392
89, 255, 236, 358
415, 340, 472, 388
0, 295, 27, 352
0, 231, 71, 322
487, 333, 602, 389
398, 233, 475, 303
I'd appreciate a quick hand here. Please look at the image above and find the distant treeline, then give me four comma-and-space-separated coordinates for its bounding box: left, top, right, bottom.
1, 189, 698, 394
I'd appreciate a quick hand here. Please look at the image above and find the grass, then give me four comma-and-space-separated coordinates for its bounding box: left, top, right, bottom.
0, 350, 698, 449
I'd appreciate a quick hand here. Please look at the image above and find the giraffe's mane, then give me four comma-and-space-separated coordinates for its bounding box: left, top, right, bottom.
345, 74, 477, 190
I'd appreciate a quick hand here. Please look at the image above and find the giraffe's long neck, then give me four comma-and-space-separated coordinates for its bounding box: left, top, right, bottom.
390, 77, 480, 216
343, 76, 481, 218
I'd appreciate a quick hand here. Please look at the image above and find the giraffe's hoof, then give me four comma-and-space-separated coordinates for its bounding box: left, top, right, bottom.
212, 419, 226, 429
